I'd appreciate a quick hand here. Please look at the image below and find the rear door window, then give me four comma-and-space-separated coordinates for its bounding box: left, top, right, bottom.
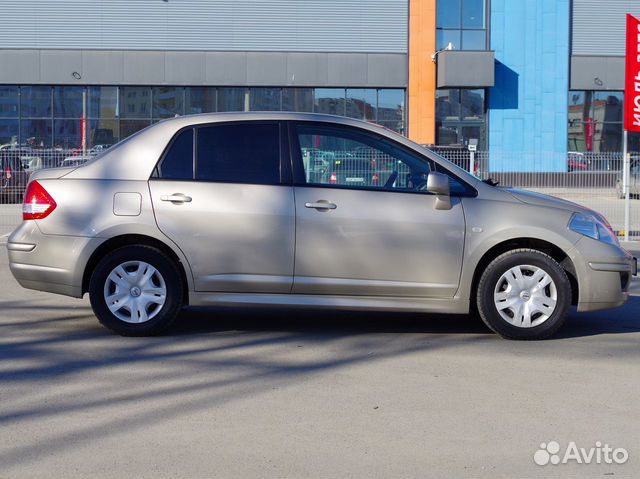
196, 122, 281, 184
155, 128, 194, 180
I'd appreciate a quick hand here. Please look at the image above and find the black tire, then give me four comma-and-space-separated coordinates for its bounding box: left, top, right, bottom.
89, 245, 184, 336
476, 249, 571, 340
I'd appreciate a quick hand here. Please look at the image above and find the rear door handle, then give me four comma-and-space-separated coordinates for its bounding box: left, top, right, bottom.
160, 193, 192, 203
305, 201, 337, 210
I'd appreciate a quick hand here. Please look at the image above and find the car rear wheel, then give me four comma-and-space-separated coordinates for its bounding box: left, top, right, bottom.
89, 245, 183, 336
476, 249, 571, 340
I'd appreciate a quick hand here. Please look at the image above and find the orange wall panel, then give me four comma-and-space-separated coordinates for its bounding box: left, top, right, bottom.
408, 0, 436, 144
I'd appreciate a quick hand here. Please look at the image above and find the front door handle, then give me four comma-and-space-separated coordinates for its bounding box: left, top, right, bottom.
305, 200, 337, 210
160, 193, 192, 203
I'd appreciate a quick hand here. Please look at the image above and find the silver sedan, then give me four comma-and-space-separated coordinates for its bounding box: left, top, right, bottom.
7, 113, 637, 339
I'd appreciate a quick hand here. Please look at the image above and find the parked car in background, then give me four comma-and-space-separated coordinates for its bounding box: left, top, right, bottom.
0, 145, 35, 203
6, 113, 637, 340
60, 155, 93, 168
616, 156, 640, 198
567, 151, 589, 172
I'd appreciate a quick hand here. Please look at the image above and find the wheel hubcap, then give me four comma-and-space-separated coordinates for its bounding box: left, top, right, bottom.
493, 264, 557, 328
103, 261, 167, 323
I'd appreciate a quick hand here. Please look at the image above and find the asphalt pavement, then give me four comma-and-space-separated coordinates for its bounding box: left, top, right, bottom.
0, 240, 639, 479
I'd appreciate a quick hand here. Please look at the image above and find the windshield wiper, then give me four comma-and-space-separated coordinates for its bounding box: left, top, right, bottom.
482, 178, 500, 186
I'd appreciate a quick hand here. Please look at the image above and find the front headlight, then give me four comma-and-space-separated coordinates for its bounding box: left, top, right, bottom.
568, 212, 619, 246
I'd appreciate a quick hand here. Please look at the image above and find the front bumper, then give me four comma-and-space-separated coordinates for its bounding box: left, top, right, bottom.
569, 238, 636, 312
7, 221, 102, 298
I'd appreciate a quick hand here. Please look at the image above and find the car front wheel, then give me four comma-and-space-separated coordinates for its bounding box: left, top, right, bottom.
476, 249, 572, 340
89, 245, 184, 336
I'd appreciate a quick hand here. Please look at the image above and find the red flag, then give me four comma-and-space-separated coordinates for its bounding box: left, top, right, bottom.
624, 14, 640, 132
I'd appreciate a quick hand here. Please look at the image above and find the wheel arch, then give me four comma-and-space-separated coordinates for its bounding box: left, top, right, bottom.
469, 238, 579, 309
82, 234, 191, 305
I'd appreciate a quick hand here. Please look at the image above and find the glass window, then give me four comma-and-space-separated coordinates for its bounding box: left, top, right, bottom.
282, 88, 313, 112
0, 86, 19, 118
152, 87, 184, 119
377, 90, 405, 122
461, 89, 484, 119
53, 119, 83, 149
20, 119, 52, 148
462, 0, 485, 28
88, 118, 118, 148
295, 123, 430, 192
196, 123, 280, 184
156, 128, 193, 180
89, 86, 118, 118
568, 121, 622, 153
120, 87, 151, 119
120, 119, 151, 139
20, 86, 51, 118
185, 87, 216, 114
436, 89, 486, 148
345, 89, 376, 120
0, 119, 18, 144
250, 88, 282, 111
436, 29, 461, 51
53, 86, 84, 118
462, 30, 486, 50
436, 90, 461, 120
217, 88, 247, 112
591, 92, 623, 123
436, 123, 460, 146
437, 0, 461, 28
314, 89, 345, 116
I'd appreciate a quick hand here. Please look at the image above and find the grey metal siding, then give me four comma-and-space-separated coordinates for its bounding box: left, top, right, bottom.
572, 0, 640, 56
0, 0, 408, 54
0, 50, 408, 87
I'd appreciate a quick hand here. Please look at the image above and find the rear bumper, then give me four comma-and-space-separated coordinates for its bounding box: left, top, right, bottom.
7, 222, 101, 298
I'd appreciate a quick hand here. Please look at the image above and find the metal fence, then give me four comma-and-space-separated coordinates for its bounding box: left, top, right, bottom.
1, 145, 638, 240
434, 148, 639, 238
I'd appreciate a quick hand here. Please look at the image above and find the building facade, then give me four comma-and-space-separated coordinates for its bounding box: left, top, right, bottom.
0, 0, 638, 169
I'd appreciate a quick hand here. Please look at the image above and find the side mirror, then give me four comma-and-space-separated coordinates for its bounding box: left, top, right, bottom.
427, 171, 452, 210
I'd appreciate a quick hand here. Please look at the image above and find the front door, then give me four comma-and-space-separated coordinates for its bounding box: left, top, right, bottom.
290, 122, 466, 297
149, 121, 295, 293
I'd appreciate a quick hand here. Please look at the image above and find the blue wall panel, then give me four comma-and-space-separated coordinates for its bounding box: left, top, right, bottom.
489, 0, 569, 171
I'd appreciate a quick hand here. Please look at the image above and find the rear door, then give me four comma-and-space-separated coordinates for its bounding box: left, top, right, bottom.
149, 121, 295, 293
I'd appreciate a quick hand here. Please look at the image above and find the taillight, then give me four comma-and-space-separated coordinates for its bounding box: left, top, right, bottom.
5, 166, 12, 179
372, 172, 379, 185
329, 172, 337, 184
23, 180, 57, 220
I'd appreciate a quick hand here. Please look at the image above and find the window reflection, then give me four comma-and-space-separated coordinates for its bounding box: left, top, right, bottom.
2, 85, 407, 150
53, 119, 82, 149
53, 86, 84, 118
88, 118, 118, 147
120, 87, 151, 119
89, 87, 118, 118
282, 88, 313, 112
436, 0, 486, 51
20, 119, 52, 148
250, 88, 281, 111
218, 88, 247, 112
21, 86, 51, 118
436, 88, 485, 148
0, 119, 18, 144
0, 86, 19, 118
346, 89, 376, 120
152, 87, 185, 118
185, 87, 216, 114
314, 89, 345, 116
568, 90, 624, 152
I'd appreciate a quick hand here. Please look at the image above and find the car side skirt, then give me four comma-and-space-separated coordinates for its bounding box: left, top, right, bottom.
189, 292, 470, 314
